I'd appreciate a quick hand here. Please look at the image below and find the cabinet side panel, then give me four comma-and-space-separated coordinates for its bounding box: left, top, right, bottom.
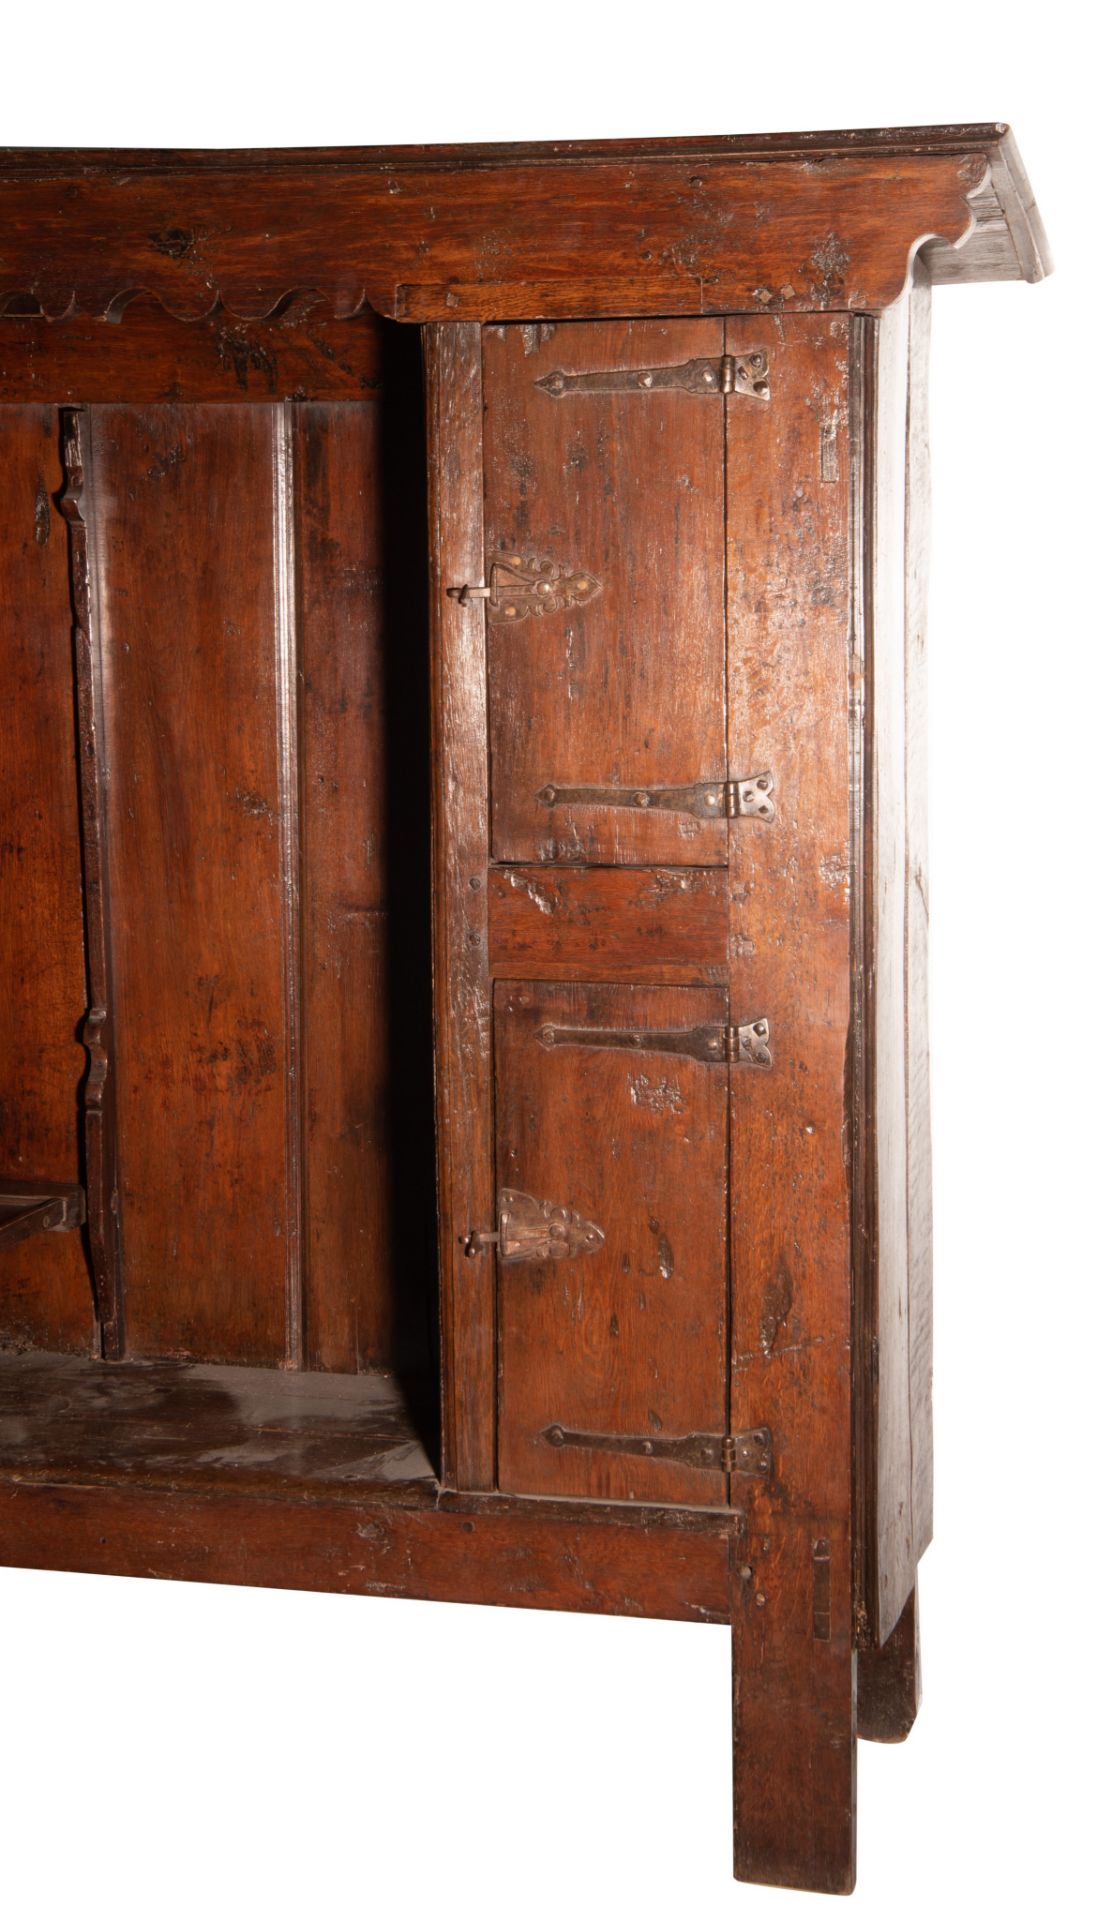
92, 404, 289, 1363
869, 291, 923, 1643
0, 407, 94, 1353
906, 260, 933, 1565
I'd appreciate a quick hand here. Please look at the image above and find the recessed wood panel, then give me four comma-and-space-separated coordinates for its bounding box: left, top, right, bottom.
91, 404, 289, 1363
0, 406, 94, 1354
483, 319, 728, 865
295, 400, 394, 1372
495, 980, 729, 1507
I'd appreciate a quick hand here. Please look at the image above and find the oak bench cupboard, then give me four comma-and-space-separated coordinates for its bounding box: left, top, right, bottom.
0, 124, 1050, 1895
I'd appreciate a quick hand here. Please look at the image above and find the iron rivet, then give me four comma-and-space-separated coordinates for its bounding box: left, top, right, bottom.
754, 1022, 766, 1035
634, 791, 651, 807
754, 1592, 767, 1608
641, 1440, 653, 1454
469, 875, 481, 891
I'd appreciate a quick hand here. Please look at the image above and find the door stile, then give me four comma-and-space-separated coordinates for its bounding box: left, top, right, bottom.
424, 322, 497, 1492
724, 313, 858, 1890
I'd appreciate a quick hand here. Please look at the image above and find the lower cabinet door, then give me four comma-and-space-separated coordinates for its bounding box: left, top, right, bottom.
495, 980, 730, 1508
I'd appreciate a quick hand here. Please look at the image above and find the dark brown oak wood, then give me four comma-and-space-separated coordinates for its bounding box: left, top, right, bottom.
296, 399, 389, 1371
725, 313, 857, 1892
858, 1580, 921, 1743
0, 1351, 736, 1623
59, 410, 124, 1355
0, 126, 1047, 327
0, 1477, 736, 1623
495, 981, 730, 1509
0, 1182, 84, 1250
89, 403, 290, 1363
424, 322, 494, 1491
0, 124, 1052, 1902
488, 865, 730, 984
482, 319, 728, 867
0, 303, 383, 404
0, 407, 92, 1354
0, 1349, 435, 1497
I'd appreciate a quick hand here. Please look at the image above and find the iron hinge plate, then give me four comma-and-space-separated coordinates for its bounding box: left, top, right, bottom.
537, 1018, 772, 1069
542, 1422, 773, 1478
536, 352, 771, 402
537, 771, 775, 823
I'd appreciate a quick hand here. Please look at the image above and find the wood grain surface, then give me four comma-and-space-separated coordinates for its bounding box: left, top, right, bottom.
424, 323, 495, 1489
483, 319, 728, 866
724, 314, 857, 1891
0, 127, 1046, 329
0, 407, 94, 1355
495, 981, 730, 1508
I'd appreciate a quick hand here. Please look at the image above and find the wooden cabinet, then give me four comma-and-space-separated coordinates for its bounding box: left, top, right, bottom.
0, 125, 1049, 1894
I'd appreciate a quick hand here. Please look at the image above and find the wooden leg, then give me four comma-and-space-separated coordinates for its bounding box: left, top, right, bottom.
732, 1521, 857, 1894
857, 1580, 921, 1743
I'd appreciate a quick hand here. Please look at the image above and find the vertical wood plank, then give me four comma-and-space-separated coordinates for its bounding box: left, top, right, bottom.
725, 314, 857, 1891
0, 406, 94, 1354
273, 400, 304, 1366
294, 398, 394, 1372
92, 404, 288, 1364
424, 324, 495, 1490
59, 410, 124, 1355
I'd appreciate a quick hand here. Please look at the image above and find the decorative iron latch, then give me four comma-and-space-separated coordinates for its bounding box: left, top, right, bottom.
542, 1423, 773, 1478
536, 353, 770, 402
465, 1188, 605, 1264
538, 772, 775, 823
447, 549, 602, 623
537, 1019, 772, 1068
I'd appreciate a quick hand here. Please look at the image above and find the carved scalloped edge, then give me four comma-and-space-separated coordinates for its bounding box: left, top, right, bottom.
0, 284, 375, 323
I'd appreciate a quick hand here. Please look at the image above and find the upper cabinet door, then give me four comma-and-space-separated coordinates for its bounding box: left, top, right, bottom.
483, 320, 729, 866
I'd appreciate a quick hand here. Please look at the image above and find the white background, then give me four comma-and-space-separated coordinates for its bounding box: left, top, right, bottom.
2, 5, 1092, 1914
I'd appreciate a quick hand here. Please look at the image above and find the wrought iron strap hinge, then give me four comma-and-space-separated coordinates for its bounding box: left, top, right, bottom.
536, 352, 771, 402
542, 1423, 773, 1478
447, 549, 601, 623
537, 1019, 772, 1068
465, 1188, 605, 1264
538, 772, 775, 823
